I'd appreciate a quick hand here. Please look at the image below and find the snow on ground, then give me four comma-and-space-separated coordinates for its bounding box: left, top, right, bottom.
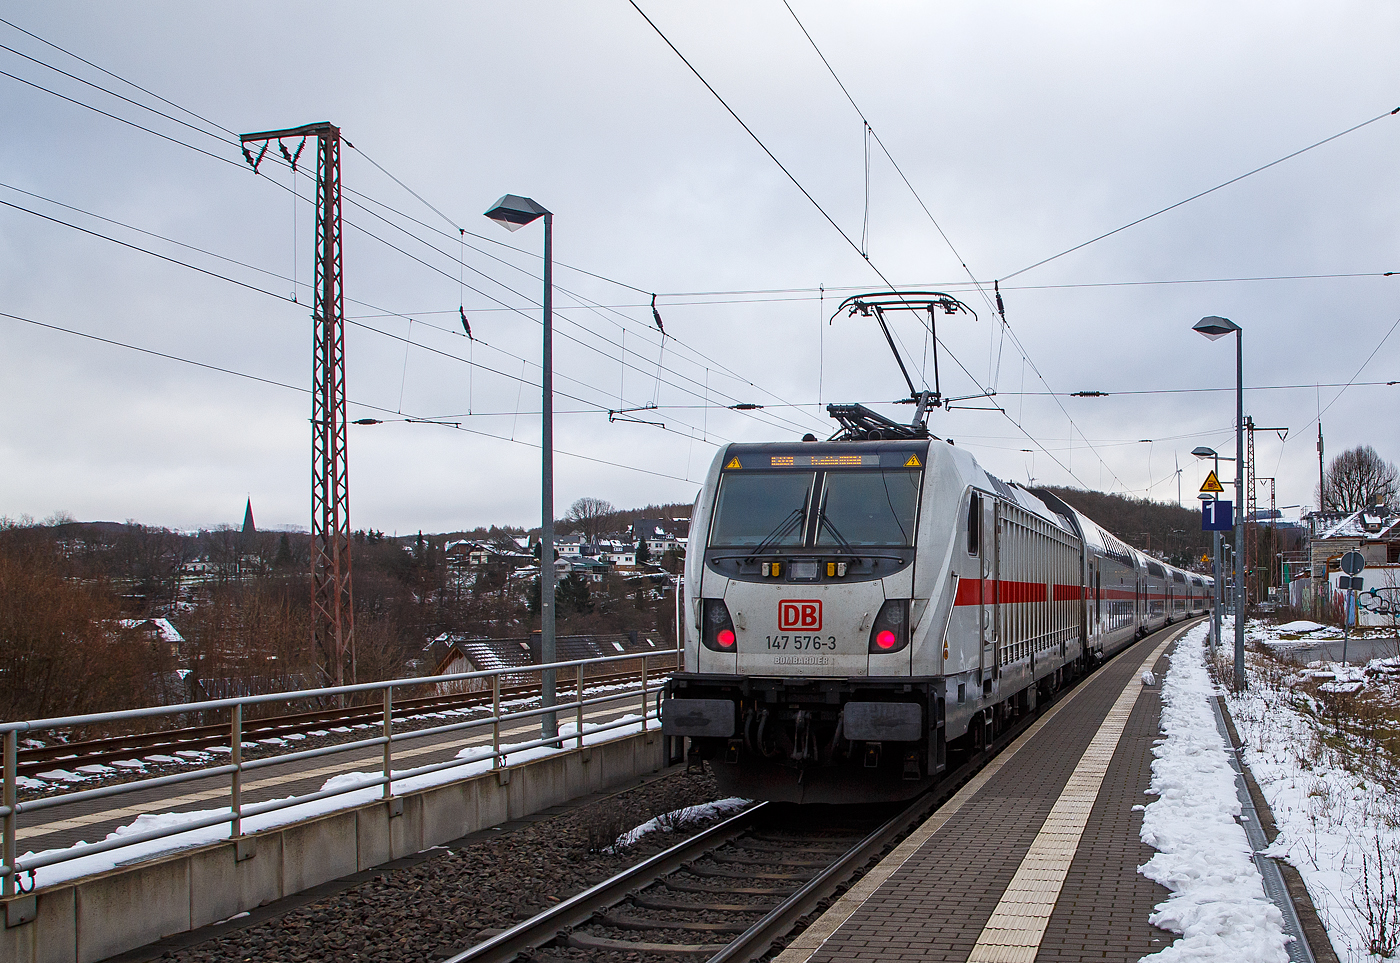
1138, 622, 1290, 963
1274, 621, 1330, 635
35, 769, 85, 783
18, 712, 660, 891
1224, 616, 1400, 963
606, 797, 752, 853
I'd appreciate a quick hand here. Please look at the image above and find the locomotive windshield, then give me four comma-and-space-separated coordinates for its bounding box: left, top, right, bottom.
815, 470, 920, 547
709, 472, 813, 547
708, 467, 921, 549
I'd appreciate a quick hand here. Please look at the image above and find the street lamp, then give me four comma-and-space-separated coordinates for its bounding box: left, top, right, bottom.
1193, 316, 1246, 689
486, 193, 557, 741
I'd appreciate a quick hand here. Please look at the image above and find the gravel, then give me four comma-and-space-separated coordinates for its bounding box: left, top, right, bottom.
155, 767, 728, 962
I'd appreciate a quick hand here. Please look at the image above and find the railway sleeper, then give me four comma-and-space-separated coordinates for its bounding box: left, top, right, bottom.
733, 838, 850, 853
679, 865, 811, 881
708, 851, 833, 868
598, 913, 753, 933
562, 933, 729, 954
631, 895, 772, 913
660, 879, 796, 896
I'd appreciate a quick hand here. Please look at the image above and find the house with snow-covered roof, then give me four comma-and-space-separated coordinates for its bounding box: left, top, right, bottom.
1307, 506, 1400, 578
630, 518, 689, 558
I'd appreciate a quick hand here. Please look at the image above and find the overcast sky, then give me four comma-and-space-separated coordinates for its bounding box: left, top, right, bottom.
1, 2, 1397, 535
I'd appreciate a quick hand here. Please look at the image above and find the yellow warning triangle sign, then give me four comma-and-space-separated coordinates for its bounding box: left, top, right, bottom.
1200, 470, 1224, 494
725, 456, 742, 470
904, 454, 922, 468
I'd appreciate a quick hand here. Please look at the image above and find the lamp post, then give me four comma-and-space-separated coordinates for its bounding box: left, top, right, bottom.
1193, 316, 1246, 689
485, 194, 557, 741
1192, 445, 1236, 660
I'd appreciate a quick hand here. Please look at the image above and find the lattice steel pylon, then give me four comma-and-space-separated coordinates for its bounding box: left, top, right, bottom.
241, 122, 354, 685
1246, 415, 1257, 606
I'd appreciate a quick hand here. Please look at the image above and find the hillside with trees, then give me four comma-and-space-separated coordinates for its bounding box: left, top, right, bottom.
0, 500, 691, 720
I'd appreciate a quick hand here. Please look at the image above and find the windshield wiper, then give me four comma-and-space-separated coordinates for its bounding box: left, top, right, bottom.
818, 511, 856, 554
747, 506, 806, 558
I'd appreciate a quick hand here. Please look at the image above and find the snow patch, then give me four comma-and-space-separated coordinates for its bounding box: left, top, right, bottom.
607, 797, 752, 853
1224, 618, 1400, 963
1138, 624, 1289, 963
20, 714, 660, 891
1274, 621, 1328, 634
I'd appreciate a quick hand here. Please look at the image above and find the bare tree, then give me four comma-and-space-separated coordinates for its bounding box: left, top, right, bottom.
565, 497, 615, 541
1317, 445, 1399, 513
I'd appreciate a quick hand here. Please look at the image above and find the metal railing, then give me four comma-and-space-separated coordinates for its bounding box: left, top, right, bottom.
0, 647, 680, 897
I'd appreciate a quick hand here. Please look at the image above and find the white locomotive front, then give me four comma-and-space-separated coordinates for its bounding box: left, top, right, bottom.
662, 434, 1209, 803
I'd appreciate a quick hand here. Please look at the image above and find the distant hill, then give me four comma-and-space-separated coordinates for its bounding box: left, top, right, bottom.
1038, 486, 1211, 570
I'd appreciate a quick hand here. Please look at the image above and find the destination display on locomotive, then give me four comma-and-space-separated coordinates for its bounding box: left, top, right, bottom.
724, 450, 922, 470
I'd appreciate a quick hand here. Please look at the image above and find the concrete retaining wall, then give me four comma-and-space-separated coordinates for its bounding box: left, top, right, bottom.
2, 731, 669, 963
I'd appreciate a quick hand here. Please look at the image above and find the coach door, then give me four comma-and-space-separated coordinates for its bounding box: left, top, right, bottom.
990, 499, 1002, 681
1094, 566, 1102, 637
970, 490, 997, 684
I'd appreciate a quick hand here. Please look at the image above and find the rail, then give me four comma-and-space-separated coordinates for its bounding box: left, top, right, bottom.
0, 646, 681, 898
11, 663, 676, 779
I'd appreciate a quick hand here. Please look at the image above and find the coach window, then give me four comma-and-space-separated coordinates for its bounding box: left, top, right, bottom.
967, 491, 982, 556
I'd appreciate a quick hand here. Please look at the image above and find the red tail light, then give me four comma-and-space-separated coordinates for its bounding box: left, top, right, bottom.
868, 599, 910, 654
703, 599, 738, 652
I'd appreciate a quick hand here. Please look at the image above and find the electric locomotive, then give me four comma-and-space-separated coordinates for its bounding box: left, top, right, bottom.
660, 293, 1209, 803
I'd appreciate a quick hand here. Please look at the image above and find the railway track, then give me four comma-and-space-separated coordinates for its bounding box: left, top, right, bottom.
18, 664, 675, 781
439, 662, 1071, 963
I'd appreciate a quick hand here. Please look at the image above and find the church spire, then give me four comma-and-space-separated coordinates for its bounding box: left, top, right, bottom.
242, 498, 256, 535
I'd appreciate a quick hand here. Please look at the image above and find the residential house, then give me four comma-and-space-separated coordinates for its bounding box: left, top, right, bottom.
1292, 506, 1400, 615
430, 631, 675, 694
631, 518, 690, 558
555, 534, 594, 558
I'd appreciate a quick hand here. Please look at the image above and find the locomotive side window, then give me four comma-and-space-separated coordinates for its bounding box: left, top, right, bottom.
967, 491, 982, 556
709, 471, 814, 547
815, 470, 922, 548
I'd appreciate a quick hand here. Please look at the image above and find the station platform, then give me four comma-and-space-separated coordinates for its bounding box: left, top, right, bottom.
774, 622, 1307, 963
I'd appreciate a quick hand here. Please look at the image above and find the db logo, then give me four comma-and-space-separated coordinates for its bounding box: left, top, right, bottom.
778, 600, 822, 631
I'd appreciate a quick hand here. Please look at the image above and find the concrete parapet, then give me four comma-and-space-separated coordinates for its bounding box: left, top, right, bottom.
1, 730, 667, 963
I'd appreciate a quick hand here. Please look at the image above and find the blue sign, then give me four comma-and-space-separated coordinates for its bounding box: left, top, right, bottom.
1202, 500, 1233, 531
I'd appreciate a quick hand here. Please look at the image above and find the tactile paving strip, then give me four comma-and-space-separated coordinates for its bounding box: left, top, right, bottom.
965, 635, 1172, 962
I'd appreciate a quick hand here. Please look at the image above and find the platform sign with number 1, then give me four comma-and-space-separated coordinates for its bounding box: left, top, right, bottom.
1202, 499, 1233, 531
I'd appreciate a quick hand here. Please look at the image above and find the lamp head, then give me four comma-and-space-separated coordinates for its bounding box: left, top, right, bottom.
1191, 446, 1217, 459
1193, 315, 1240, 340
484, 194, 549, 231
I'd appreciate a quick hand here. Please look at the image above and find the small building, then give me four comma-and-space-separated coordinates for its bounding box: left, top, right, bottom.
564, 556, 610, 583
1293, 506, 1400, 615
555, 534, 594, 558
117, 617, 185, 656
431, 631, 675, 694
1307, 507, 1400, 578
